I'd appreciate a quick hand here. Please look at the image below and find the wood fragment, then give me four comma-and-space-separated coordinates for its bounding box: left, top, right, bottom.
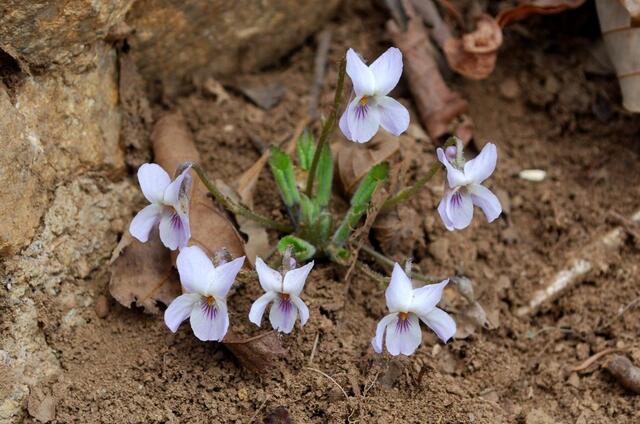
605, 355, 640, 394
387, 0, 470, 140
571, 347, 621, 372
516, 209, 640, 317
308, 29, 332, 120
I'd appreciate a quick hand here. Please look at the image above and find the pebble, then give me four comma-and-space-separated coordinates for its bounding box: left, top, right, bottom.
94, 295, 110, 319
499, 77, 521, 100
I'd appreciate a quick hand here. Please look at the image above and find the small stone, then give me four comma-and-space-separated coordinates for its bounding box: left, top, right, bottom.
525, 408, 554, 424
94, 295, 110, 319
576, 343, 590, 361
428, 238, 450, 264
544, 75, 561, 95
567, 372, 580, 388
499, 78, 521, 100
27, 387, 56, 423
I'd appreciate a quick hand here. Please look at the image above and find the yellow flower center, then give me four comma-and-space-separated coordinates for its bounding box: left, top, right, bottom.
206, 295, 215, 306
359, 96, 369, 106
398, 311, 409, 321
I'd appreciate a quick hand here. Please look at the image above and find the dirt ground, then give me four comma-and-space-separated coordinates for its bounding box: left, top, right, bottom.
13, 2, 640, 423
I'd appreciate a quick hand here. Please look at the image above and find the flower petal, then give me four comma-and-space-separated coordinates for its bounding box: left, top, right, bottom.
210, 256, 245, 298
346, 48, 375, 96
410, 279, 449, 316
163, 167, 192, 210
386, 314, 422, 356
377, 96, 409, 136
290, 295, 309, 327
137, 163, 170, 204
129, 204, 162, 243
445, 190, 474, 230
437, 195, 454, 231
420, 307, 456, 343
159, 211, 190, 250
463, 143, 497, 184
436, 148, 469, 188
346, 96, 381, 143
283, 261, 314, 296
371, 313, 397, 353
269, 296, 298, 334
386, 263, 413, 312
248, 292, 277, 327
176, 245, 214, 293
338, 106, 352, 140
164, 293, 199, 332
190, 299, 229, 341
469, 184, 502, 223
255, 257, 282, 292
369, 47, 403, 96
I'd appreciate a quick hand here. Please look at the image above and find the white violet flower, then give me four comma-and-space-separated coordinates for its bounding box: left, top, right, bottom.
129, 163, 192, 250
248, 257, 314, 334
339, 47, 410, 143
437, 143, 502, 231
164, 246, 245, 341
372, 263, 456, 356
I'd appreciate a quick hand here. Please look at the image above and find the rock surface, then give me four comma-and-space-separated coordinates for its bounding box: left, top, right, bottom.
0, 43, 123, 255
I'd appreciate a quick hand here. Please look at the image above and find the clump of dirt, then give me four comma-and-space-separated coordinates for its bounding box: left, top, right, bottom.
15, 2, 640, 423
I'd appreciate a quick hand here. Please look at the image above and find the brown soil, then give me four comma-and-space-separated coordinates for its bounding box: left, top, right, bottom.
24, 3, 640, 423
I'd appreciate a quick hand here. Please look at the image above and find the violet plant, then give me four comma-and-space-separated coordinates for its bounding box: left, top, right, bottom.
130, 47, 503, 356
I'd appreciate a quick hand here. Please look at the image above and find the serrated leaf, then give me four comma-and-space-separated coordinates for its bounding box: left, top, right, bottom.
269, 147, 300, 207
296, 129, 315, 171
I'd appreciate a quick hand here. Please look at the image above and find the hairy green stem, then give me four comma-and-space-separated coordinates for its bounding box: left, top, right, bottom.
359, 245, 436, 284
380, 161, 442, 211
305, 58, 346, 196
190, 163, 293, 232
355, 261, 388, 287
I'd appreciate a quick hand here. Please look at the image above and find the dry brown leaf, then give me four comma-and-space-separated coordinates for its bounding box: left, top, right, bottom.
109, 230, 181, 314
152, 112, 245, 259
443, 14, 503, 80
334, 132, 400, 195
497, 0, 586, 27
620, 0, 640, 23
373, 205, 424, 254
223, 330, 287, 373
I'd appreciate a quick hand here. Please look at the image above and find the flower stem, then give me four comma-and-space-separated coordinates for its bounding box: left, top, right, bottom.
359, 245, 436, 284
380, 161, 442, 211
190, 163, 293, 232
355, 261, 388, 287
305, 58, 346, 196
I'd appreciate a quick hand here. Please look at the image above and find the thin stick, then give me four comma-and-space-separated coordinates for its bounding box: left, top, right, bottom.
308, 332, 320, 365
305, 58, 346, 196
571, 348, 622, 372
309, 29, 332, 120
248, 398, 269, 423
304, 367, 350, 402
360, 245, 437, 283
190, 163, 293, 232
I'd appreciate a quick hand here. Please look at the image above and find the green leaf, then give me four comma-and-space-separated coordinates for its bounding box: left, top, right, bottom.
277, 235, 316, 261
269, 147, 301, 207
296, 129, 315, 171
299, 194, 319, 227
314, 142, 333, 207
331, 162, 389, 247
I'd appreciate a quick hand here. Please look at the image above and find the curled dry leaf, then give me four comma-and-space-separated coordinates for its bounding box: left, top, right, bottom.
605, 355, 640, 394
443, 14, 503, 80
223, 330, 287, 374
387, 0, 470, 140
334, 132, 400, 195
373, 205, 424, 254
497, 0, 586, 27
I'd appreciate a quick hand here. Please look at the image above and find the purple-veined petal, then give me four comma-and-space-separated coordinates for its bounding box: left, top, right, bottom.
248, 291, 277, 327
346, 96, 381, 143
176, 245, 215, 293
163, 167, 192, 210
290, 295, 309, 327
129, 204, 163, 243
210, 256, 245, 298
377, 96, 409, 136
437, 195, 455, 231
159, 211, 190, 250
369, 47, 403, 96
445, 190, 474, 230
420, 307, 456, 343
346, 48, 375, 96
385, 313, 422, 356
137, 163, 171, 204
371, 313, 397, 353
283, 261, 314, 296
255, 257, 282, 292
339, 106, 352, 140
386, 263, 413, 312
190, 299, 229, 341
409, 279, 449, 316
164, 293, 200, 332
469, 184, 502, 223
269, 296, 298, 334
436, 148, 469, 188
463, 143, 497, 184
